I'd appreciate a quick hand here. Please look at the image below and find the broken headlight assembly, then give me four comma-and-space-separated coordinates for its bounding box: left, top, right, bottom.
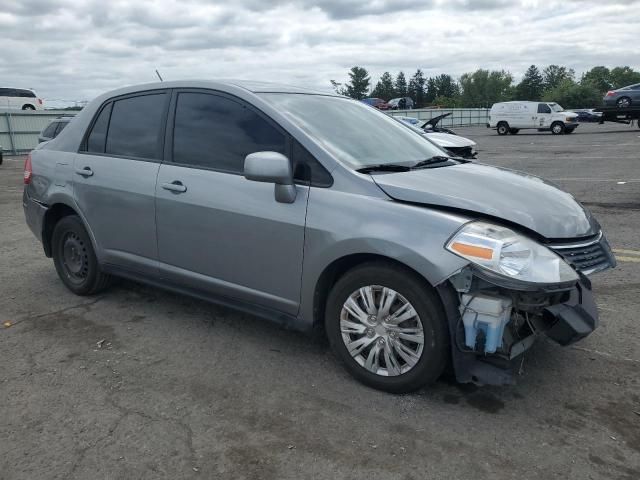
446, 221, 578, 288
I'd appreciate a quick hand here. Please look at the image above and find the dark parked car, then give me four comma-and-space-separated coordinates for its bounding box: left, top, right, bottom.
38, 116, 72, 143
603, 83, 640, 107
387, 97, 414, 110
361, 97, 390, 110
572, 109, 603, 123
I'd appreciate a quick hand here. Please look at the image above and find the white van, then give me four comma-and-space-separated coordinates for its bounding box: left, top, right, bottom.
0, 87, 44, 110
488, 101, 579, 135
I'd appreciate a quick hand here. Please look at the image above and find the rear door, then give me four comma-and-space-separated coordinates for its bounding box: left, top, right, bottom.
155, 89, 310, 315
73, 90, 170, 276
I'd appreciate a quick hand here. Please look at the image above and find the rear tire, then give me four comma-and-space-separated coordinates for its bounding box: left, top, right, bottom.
325, 262, 449, 393
52, 215, 111, 296
551, 122, 565, 135
497, 122, 509, 135
509, 128, 519, 134
21, 104, 35, 110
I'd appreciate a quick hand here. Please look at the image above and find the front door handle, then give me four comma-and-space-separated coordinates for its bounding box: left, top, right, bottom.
161, 181, 187, 193
75, 167, 94, 177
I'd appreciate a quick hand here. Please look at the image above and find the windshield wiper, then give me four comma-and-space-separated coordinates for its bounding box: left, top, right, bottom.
356, 164, 412, 174
411, 156, 454, 169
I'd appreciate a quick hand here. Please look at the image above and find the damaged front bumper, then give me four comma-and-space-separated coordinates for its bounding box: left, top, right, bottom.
437, 267, 602, 386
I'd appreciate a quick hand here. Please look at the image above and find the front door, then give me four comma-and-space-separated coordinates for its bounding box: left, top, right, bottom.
73, 91, 169, 276
535, 103, 552, 128
155, 90, 309, 315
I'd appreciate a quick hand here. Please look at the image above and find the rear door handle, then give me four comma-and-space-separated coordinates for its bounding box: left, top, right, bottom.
161, 181, 187, 193
75, 167, 94, 177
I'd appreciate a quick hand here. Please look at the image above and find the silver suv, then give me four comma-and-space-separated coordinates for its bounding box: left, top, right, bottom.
23, 81, 615, 392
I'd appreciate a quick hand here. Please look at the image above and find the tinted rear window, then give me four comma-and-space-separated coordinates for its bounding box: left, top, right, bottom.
172, 92, 286, 172
105, 93, 166, 160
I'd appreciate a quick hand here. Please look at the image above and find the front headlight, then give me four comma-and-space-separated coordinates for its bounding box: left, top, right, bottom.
446, 221, 578, 284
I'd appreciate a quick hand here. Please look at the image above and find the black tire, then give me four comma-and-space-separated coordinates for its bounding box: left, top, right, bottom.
509, 128, 520, 135
325, 262, 449, 393
551, 122, 565, 135
52, 215, 111, 295
496, 122, 509, 135
617, 97, 632, 108
21, 104, 35, 110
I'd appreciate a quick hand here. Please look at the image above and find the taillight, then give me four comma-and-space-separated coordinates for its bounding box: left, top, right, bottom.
605, 91, 615, 97
37, 98, 43, 105
24, 154, 33, 184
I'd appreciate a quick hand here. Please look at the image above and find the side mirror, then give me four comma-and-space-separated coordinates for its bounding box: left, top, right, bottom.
244, 151, 296, 204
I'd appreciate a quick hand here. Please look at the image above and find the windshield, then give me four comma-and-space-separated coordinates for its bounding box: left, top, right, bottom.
549, 103, 564, 112
259, 94, 444, 168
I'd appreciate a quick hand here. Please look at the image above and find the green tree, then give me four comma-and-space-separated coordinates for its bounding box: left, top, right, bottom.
407, 69, 426, 107
341, 66, 371, 100
542, 79, 600, 108
609, 66, 640, 89
432, 74, 459, 99
394, 71, 408, 97
516, 65, 544, 100
460, 69, 514, 107
329, 80, 347, 96
581, 66, 612, 93
432, 96, 462, 108
370, 72, 395, 100
543, 65, 575, 91
424, 77, 437, 103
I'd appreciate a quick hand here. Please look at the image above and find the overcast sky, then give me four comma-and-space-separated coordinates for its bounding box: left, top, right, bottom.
2, 0, 639, 106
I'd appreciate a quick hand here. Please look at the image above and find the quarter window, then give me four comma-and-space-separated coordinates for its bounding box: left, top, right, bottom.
105, 93, 167, 159
172, 92, 286, 172
42, 122, 58, 138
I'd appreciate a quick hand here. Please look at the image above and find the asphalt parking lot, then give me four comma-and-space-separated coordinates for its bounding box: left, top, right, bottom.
1, 122, 639, 480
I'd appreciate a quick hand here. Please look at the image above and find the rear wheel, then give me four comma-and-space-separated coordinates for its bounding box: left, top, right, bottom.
617, 97, 632, 108
325, 262, 449, 393
551, 122, 565, 135
509, 128, 520, 134
21, 104, 35, 110
52, 215, 111, 295
497, 122, 509, 135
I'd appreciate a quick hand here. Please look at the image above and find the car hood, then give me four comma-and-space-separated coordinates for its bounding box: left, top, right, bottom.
372, 162, 599, 239
423, 132, 476, 148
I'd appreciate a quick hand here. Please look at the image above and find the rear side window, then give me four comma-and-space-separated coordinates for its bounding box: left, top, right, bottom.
172, 92, 286, 172
86, 103, 112, 153
0, 88, 10, 96
18, 90, 36, 98
106, 93, 167, 159
42, 122, 58, 138
537, 103, 551, 114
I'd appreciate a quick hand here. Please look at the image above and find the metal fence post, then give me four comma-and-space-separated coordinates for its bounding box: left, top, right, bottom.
6, 112, 17, 155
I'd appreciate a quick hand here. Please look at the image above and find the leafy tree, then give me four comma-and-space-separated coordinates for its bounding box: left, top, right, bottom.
370, 72, 395, 100
460, 69, 514, 107
609, 66, 640, 89
408, 69, 426, 107
543, 65, 575, 91
340, 66, 371, 100
329, 80, 347, 96
424, 77, 438, 103
542, 79, 600, 108
581, 66, 612, 93
516, 65, 544, 100
394, 71, 408, 98
432, 96, 462, 108
432, 74, 459, 99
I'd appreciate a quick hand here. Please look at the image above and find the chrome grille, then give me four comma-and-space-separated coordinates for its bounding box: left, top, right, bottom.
548, 233, 613, 275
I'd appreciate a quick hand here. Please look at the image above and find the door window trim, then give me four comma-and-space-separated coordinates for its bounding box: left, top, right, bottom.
164, 88, 333, 187
78, 89, 171, 164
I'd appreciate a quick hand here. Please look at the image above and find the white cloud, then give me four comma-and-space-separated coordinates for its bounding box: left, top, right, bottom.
0, 0, 638, 106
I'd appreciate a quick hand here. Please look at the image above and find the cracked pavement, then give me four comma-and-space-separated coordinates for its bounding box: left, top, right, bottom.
1, 123, 639, 479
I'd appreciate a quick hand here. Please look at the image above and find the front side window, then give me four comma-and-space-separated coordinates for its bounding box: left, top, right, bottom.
259, 93, 443, 169
538, 103, 552, 114
105, 93, 166, 159
172, 92, 286, 172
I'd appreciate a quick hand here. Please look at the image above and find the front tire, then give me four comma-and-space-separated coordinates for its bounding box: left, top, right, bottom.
551, 122, 565, 135
325, 262, 449, 393
496, 122, 509, 135
52, 215, 111, 295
